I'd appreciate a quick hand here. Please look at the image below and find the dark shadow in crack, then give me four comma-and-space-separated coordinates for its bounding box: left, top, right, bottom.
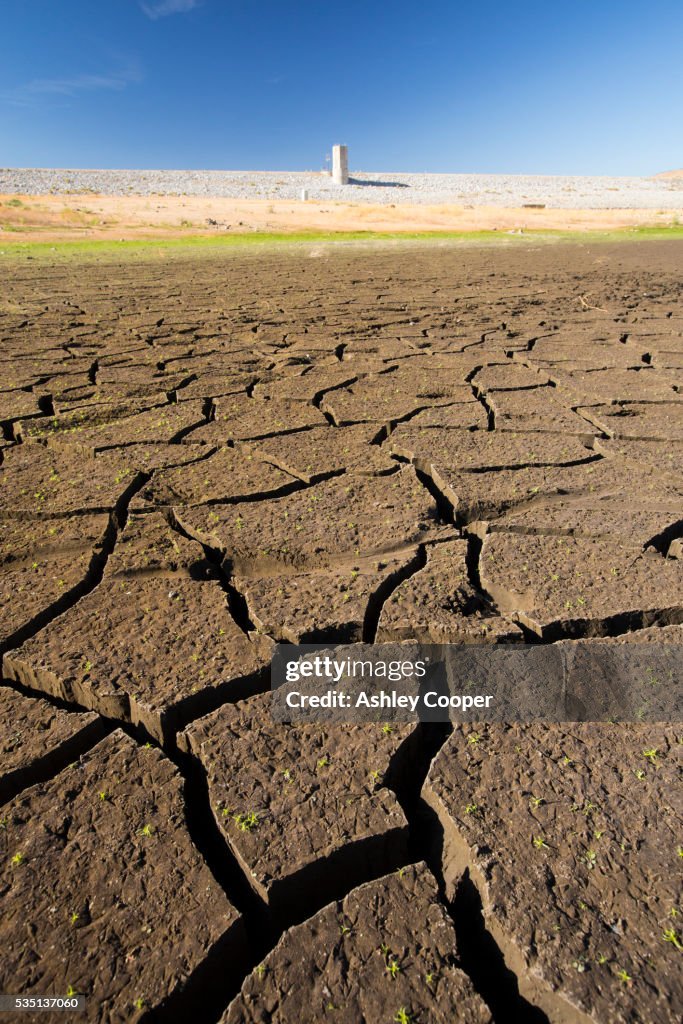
450, 870, 551, 1024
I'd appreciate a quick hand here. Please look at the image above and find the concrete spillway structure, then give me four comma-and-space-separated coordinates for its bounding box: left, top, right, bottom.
332, 144, 349, 185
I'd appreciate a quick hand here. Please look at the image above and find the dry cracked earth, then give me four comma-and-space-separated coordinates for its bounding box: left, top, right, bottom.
0, 241, 682, 1024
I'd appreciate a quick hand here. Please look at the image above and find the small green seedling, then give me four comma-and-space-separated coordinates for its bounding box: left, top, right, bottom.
533, 836, 549, 850
234, 811, 259, 832
662, 927, 682, 951
616, 969, 632, 984
386, 958, 401, 979
394, 1009, 412, 1024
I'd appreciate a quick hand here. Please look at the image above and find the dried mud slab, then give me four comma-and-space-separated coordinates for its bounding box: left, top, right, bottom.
236, 553, 418, 643
376, 540, 521, 643
579, 402, 683, 441
0, 685, 106, 803
252, 366, 359, 403
594, 437, 683, 476
0, 443, 144, 516
320, 371, 470, 426
223, 863, 492, 1024
189, 395, 326, 444
0, 514, 110, 650
424, 724, 683, 1024
94, 441, 210, 474
322, 381, 479, 427
388, 425, 593, 470
15, 400, 160, 442
522, 337, 639, 370
395, 403, 489, 430
52, 382, 172, 414
239, 424, 397, 482
557, 632, 683, 719
479, 532, 683, 638
177, 467, 451, 573
472, 363, 551, 391
488, 389, 596, 437
651, 350, 683, 370
551, 368, 678, 405
130, 445, 298, 509
181, 696, 413, 921
181, 694, 415, 915
433, 455, 683, 524
0, 388, 42, 422
27, 400, 207, 449
4, 513, 272, 742
488, 502, 683, 549
0, 730, 244, 1020
173, 371, 256, 401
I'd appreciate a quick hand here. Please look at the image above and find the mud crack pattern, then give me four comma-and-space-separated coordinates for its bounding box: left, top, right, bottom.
0, 241, 681, 1023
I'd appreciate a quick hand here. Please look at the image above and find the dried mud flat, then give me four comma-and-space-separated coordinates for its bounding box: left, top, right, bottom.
0, 239, 682, 1023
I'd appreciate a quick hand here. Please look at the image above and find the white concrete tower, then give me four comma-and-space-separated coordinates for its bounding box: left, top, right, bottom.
332, 144, 349, 185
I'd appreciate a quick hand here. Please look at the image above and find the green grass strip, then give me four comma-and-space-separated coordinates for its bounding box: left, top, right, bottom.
1, 224, 683, 262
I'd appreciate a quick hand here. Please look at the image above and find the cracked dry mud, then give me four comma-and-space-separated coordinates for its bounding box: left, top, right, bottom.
0, 240, 682, 1023
0, 731, 245, 1022
424, 724, 682, 1024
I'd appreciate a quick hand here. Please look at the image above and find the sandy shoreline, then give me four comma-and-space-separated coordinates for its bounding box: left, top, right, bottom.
1, 191, 682, 243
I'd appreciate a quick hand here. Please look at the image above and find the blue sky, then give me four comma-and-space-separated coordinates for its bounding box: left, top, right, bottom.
1, 0, 681, 174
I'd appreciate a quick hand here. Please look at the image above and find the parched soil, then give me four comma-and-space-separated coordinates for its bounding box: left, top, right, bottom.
423, 723, 682, 1024
4, 512, 272, 743
0, 239, 682, 1023
179, 694, 413, 919
0, 730, 245, 1022
223, 863, 493, 1024
0, 686, 106, 802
